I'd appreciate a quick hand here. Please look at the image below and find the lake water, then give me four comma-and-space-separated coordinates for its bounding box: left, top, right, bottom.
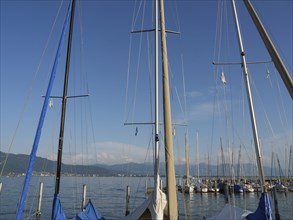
0, 176, 292, 219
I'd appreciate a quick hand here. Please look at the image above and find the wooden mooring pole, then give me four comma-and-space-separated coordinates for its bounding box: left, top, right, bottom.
36, 182, 43, 220
273, 187, 281, 220
125, 185, 130, 216
81, 184, 87, 211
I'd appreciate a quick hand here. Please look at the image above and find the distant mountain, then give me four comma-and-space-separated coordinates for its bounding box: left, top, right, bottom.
0, 151, 117, 176
95, 162, 272, 177
93, 162, 157, 176
1, 151, 274, 177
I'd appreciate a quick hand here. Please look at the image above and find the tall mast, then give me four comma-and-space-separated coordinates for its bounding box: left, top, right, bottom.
288, 145, 292, 179
220, 137, 225, 177
159, 0, 178, 218
185, 133, 190, 185
231, 0, 266, 192
196, 131, 199, 179
243, 0, 293, 99
54, 0, 76, 195
154, 0, 160, 192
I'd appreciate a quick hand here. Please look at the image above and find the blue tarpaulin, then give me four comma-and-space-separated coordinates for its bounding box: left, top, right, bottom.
72, 200, 105, 220
52, 194, 67, 220
246, 192, 273, 220
233, 184, 244, 193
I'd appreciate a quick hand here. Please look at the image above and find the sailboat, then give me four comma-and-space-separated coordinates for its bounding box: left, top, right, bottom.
124, 0, 178, 219
15, 1, 104, 219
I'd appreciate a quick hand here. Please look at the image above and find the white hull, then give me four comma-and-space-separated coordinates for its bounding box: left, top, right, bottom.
184, 185, 194, 193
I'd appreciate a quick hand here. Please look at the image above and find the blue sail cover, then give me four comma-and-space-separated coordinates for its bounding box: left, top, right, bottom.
246, 192, 273, 220
72, 200, 105, 220
15, 1, 73, 220
233, 184, 244, 193
52, 194, 67, 220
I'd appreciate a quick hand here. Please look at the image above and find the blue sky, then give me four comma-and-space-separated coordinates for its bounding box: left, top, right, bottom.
1, 0, 292, 170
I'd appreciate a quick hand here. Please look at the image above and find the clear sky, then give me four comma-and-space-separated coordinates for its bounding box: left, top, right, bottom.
1, 0, 292, 170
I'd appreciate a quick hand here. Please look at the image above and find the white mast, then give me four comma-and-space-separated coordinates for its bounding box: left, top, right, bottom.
231, 0, 266, 192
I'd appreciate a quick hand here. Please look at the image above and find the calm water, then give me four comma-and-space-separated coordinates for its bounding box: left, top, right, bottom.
0, 176, 292, 219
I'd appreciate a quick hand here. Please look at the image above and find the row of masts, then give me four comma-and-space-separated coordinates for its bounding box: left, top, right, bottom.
10, 0, 292, 219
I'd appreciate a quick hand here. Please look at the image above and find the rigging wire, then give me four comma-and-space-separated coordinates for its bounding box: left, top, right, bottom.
210, 0, 225, 158
132, 0, 144, 30
123, 0, 143, 191
71, 0, 104, 202
130, 128, 153, 211
166, 0, 181, 35
181, 55, 187, 123
124, 0, 146, 123
123, 0, 157, 197
250, 70, 276, 137
131, 0, 147, 124
0, 0, 64, 177
146, 32, 154, 126
248, 67, 292, 168
271, 67, 290, 133
124, 30, 134, 122
214, 0, 234, 136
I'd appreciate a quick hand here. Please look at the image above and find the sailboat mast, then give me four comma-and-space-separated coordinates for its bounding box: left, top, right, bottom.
289, 145, 292, 179
185, 133, 190, 185
154, 0, 160, 191
54, 0, 76, 195
159, 0, 178, 218
243, 0, 293, 99
196, 131, 199, 179
231, 0, 266, 192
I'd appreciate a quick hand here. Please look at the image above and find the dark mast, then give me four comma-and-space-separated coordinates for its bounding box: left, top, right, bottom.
54, 0, 76, 195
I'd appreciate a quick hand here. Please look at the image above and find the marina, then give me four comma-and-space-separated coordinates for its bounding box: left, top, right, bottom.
0, 176, 292, 219
1, 0, 292, 219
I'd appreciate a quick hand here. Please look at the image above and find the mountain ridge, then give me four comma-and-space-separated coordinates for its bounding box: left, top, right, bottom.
1, 151, 275, 177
